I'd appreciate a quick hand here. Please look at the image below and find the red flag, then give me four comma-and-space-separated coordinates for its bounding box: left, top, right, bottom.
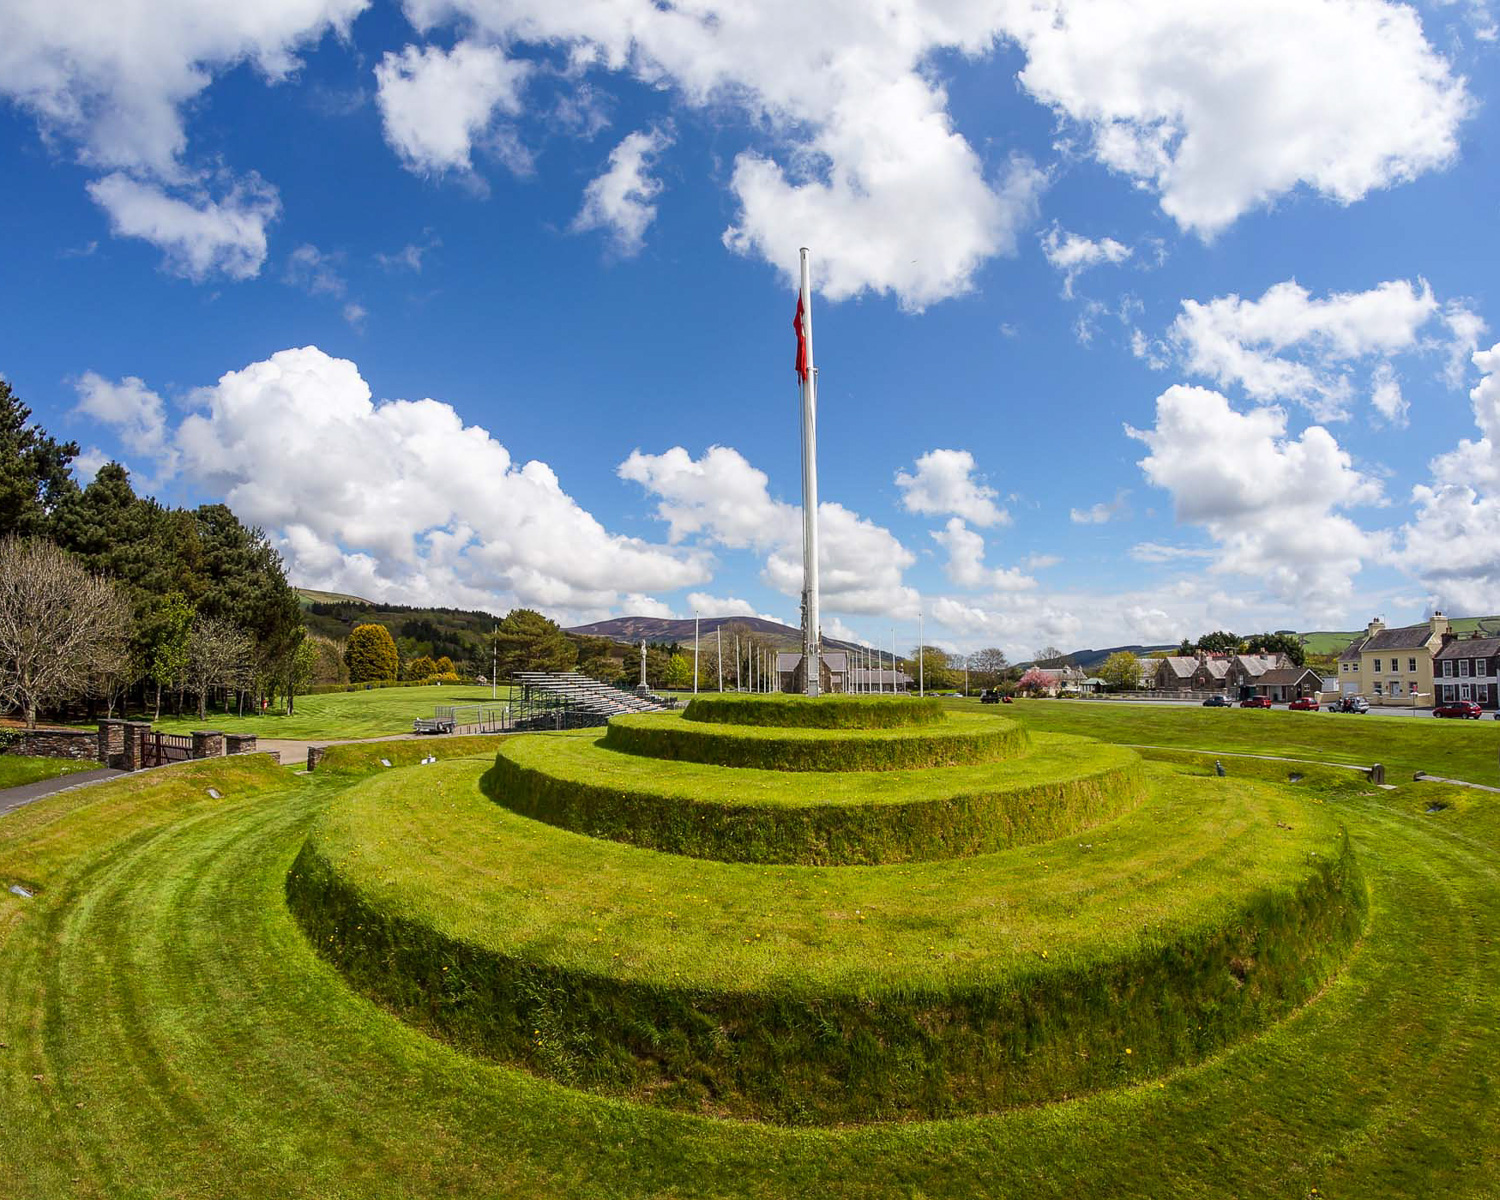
793, 292, 808, 383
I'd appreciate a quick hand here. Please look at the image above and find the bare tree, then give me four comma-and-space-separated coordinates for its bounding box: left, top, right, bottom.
0, 537, 131, 727
186, 615, 252, 720
968, 647, 1009, 688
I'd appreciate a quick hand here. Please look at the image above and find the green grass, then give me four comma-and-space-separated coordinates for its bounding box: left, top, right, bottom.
487, 730, 1147, 863
992, 697, 1500, 786
0, 754, 99, 789
0, 750, 1497, 1194
147, 683, 517, 740
292, 757, 1360, 1122
605, 709, 1029, 771
682, 693, 947, 728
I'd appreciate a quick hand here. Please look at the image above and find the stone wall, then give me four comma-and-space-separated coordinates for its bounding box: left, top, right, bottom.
226, 734, 258, 755
6, 727, 102, 762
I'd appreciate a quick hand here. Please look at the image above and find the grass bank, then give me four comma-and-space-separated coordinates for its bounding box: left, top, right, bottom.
147, 684, 517, 740
487, 730, 1146, 864
0, 749, 1496, 1194
0, 754, 99, 790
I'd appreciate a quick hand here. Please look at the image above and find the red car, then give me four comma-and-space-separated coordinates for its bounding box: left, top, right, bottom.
1239, 696, 1273, 708
1433, 700, 1483, 719
1288, 697, 1320, 711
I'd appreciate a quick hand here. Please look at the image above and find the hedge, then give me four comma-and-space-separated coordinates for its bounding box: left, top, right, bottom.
681, 693, 946, 729
484, 731, 1147, 864
288, 760, 1366, 1125
603, 711, 1029, 771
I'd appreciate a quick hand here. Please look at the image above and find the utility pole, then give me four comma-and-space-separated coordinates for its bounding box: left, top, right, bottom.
491, 623, 497, 700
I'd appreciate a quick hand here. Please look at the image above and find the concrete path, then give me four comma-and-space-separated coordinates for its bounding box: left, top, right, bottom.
0, 767, 128, 817
260, 733, 420, 769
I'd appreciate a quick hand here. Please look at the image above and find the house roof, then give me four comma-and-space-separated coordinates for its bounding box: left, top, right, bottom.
1435, 637, 1500, 659
774, 651, 850, 672
1258, 667, 1322, 686
1234, 653, 1285, 676
1338, 637, 1367, 663
1159, 656, 1197, 678
1361, 623, 1438, 651
1200, 659, 1230, 679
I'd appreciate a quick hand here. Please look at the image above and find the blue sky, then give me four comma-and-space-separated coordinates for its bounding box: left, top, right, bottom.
2, 0, 1499, 657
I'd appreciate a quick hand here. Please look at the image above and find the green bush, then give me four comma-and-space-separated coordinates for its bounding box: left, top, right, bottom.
682, 693, 946, 729
346, 623, 400, 682
485, 732, 1147, 864
604, 711, 1028, 771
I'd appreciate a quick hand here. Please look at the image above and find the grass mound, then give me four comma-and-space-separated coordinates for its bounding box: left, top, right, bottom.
682, 693, 946, 729
289, 758, 1363, 1123
604, 710, 1028, 771
485, 730, 1147, 864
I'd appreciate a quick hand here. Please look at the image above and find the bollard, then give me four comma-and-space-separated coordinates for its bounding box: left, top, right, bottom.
307, 746, 327, 772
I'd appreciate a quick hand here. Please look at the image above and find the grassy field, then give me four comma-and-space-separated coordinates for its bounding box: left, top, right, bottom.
0, 754, 99, 789
150, 683, 516, 740
0, 749, 1494, 1194
991, 697, 1500, 786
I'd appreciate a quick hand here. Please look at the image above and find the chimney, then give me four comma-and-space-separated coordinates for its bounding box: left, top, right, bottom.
1429, 610, 1450, 638
1366, 617, 1386, 637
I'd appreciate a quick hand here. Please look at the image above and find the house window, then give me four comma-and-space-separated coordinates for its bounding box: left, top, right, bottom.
1443, 660, 1454, 677
1461, 683, 1472, 701
1374, 682, 1383, 696
1478, 685, 1490, 705
1475, 659, 1485, 677
1409, 658, 1417, 673
1460, 659, 1470, 677
1374, 658, 1382, 673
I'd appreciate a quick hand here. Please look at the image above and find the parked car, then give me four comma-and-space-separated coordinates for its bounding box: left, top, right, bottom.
1288, 697, 1320, 711
1239, 696, 1273, 708
1433, 700, 1483, 719
1333, 696, 1370, 713
1201, 695, 1231, 707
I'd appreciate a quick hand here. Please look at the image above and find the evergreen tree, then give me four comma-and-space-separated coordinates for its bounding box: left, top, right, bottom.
433, 655, 456, 676
1195, 630, 1243, 655
346, 623, 400, 681
490, 609, 576, 678
0, 379, 79, 537
406, 654, 438, 680
1244, 631, 1306, 666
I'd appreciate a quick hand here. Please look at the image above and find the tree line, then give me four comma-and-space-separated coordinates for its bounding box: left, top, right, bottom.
0, 381, 303, 726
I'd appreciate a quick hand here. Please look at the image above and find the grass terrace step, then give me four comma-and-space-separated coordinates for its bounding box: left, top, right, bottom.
681, 693, 947, 729
603, 710, 1029, 771
486, 730, 1147, 864
288, 758, 1364, 1124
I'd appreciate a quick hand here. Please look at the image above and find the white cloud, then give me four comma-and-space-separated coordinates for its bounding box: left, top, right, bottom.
376, 233, 440, 272
621, 444, 919, 617
86, 173, 280, 281
155, 346, 710, 619
1039, 224, 1131, 297
342, 302, 368, 330
1022, 553, 1060, 570
620, 593, 679, 620
73, 372, 170, 458
1370, 362, 1407, 427
1130, 541, 1213, 564
1069, 491, 1129, 525
895, 449, 1008, 527
1168, 278, 1439, 420
1128, 385, 1384, 611
930, 518, 1036, 591
0, 0, 367, 177
1399, 342, 1500, 610
1006, 0, 1471, 237
375, 40, 531, 175
285, 244, 345, 296
684, 593, 779, 622
573, 127, 673, 256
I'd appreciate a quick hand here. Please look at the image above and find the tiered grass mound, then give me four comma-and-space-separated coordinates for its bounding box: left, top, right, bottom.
284, 695, 1367, 1125
486, 730, 1146, 863
604, 709, 1027, 770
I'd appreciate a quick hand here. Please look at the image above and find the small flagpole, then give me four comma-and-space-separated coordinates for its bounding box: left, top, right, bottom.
717, 627, 723, 692
694, 610, 699, 695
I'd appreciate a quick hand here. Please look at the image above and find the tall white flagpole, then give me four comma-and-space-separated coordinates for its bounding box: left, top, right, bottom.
798, 248, 822, 696
717, 627, 723, 692
694, 610, 699, 695
919, 608, 925, 697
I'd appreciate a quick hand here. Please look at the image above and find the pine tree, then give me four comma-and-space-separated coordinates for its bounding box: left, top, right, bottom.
490, 609, 576, 679
346, 623, 400, 682
0, 379, 79, 537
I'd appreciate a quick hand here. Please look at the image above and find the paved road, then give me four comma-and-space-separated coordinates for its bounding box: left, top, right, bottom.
260, 733, 420, 769
0, 767, 127, 817
1066, 697, 1499, 720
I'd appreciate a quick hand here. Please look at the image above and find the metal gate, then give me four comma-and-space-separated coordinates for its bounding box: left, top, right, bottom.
141, 732, 193, 768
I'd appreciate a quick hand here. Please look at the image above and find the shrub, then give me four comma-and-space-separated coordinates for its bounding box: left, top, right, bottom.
346, 624, 399, 682
682, 693, 945, 729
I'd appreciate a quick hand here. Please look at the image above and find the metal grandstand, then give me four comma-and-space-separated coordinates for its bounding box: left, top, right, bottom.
417, 672, 672, 735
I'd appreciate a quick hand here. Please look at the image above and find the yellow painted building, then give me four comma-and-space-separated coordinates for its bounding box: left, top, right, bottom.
1335, 613, 1451, 708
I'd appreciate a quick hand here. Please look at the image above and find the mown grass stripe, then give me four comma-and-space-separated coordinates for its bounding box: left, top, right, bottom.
681, 694, 947, 729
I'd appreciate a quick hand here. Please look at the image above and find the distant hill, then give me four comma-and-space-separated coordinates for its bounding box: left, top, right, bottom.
296, 588, 376, 607
296, 589, 500, 666
1018, 643, 1177, 673
567, 614, 868, 655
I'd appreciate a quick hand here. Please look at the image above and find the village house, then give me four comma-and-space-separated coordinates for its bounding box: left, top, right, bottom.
1336, 613, 1451, 708
1252, 666, 1325, 702
1433, 635, 1500, 710
775, 650, 850, 693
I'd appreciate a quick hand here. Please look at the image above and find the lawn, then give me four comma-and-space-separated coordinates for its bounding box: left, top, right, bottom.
988, 697, 1500, 786
0, 753, 99, 789
149, 683, 517, 741
1, 750, 1496, 1193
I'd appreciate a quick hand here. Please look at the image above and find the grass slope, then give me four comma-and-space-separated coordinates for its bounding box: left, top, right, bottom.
291, 758, 1360, 1122
682, 694, 947, 728
997, 698, 1500, 786
0, 751, 1496, 1194
0, 754, 98, 789
149, 684, 515, 740
605, 710, 1028, 771
487, 730, 1147, 863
